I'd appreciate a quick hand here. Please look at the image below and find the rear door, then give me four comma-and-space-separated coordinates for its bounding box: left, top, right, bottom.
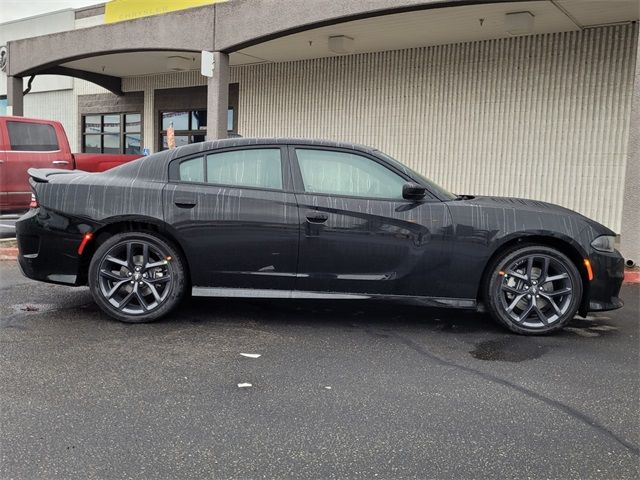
163, 145, 299, 291
0, 119, 72, 211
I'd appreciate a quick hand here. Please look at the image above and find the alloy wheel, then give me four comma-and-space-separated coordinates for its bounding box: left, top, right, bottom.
497, 254, 574, 328
98, 240, 173, 315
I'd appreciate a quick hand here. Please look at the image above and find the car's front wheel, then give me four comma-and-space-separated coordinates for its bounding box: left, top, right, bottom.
484, 245, 583, 335
88, 232, 186, 323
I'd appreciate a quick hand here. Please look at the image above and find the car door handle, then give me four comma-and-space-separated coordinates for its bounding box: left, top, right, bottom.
174, 197, 197, 208
52, 160, 70, 166
305, 211, 329, 223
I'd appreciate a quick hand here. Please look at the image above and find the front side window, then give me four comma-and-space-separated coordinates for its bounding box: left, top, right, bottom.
82, 113, 141, 154
176, 149, 282, 190
295, 149, 406, 199
7, 121, 59, 151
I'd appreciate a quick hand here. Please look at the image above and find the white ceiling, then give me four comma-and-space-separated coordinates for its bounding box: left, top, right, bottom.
60, 0, 639, 75
64, 50, 201, 77
233, 0, 639, 65
556, 0, 639, 26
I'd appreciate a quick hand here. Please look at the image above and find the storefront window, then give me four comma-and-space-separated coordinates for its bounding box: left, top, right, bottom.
159, 108, 236, 150
82, 113, 142, 155
160, 110, 207, 150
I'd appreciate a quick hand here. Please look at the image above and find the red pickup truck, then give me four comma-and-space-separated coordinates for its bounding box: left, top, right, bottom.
0, 116, 143, 213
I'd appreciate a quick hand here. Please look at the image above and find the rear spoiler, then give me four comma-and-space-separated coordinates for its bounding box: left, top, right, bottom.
28, 168, 86, 183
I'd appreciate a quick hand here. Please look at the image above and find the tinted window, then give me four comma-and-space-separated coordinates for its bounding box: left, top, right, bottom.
7, 121, 59, 151
206, 149, 282, 190
179, 157, 205, 183
296, 149, 406, 199
376, 151, 456, 201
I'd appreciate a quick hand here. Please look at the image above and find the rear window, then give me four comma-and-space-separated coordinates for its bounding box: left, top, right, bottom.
7, 121, 59, 151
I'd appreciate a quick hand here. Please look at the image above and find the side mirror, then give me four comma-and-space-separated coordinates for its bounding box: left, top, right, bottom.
402, 182, 426, 201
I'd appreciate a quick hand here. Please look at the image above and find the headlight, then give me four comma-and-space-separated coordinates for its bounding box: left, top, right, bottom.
591, 235, 616, 252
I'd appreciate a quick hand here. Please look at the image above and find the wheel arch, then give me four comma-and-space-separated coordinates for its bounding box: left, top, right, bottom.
77, 216, 190, 287
477, 233, 591, 316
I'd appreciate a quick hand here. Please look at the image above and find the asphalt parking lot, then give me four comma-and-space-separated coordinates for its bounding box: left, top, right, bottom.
0, 261, 638, 479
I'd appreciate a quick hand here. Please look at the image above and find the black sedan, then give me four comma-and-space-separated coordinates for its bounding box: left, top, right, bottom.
16, 138, 624, 334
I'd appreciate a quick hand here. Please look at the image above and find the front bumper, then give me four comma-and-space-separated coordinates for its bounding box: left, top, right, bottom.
585, 249, 625, 313
16, 208, 93, 286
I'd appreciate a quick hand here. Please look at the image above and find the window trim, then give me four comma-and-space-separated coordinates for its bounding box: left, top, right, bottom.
288, 145, 439, 202
81, 112, 142, 155
168, 145, 290, 193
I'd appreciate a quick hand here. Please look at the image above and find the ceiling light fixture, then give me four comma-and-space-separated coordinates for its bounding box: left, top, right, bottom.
167, 55, 193, 71
328, 35, 355, 55
505, 11, 535, 36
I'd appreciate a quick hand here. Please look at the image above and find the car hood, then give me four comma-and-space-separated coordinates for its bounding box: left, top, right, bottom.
454, 195, 615, 236
467, 195, 577, 214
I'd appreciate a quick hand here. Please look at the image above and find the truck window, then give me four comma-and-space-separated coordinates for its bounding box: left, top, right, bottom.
7, 121, 59, 152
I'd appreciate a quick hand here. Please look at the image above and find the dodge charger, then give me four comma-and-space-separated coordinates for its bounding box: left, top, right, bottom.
16, 138, 625, 334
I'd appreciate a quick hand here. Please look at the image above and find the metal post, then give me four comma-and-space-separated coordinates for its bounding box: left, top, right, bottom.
206, 51, 230, 140
7, 76, 24, 116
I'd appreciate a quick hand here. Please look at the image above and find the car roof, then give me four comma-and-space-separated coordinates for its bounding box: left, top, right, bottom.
111, 137, 382, 183
173, 137, 378, 158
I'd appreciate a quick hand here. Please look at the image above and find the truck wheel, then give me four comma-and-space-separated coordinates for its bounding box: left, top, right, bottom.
88, 232, 186, 323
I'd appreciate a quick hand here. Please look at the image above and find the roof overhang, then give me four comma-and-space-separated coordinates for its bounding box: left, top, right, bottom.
5, 0, 638, 90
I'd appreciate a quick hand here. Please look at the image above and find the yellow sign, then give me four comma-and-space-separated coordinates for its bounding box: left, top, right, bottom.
104, 0, 228, 24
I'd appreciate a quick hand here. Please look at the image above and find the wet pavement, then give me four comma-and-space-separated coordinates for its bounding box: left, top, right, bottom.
0, 214, 19, 239
0, 261, 638, 479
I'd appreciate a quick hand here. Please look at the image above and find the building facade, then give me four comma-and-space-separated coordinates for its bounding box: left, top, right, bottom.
2, 0, 639, 262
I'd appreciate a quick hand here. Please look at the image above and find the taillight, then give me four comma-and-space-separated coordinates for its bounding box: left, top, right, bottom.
29, 193, 39, 209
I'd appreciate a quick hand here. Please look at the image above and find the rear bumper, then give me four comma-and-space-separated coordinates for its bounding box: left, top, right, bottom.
585, 249, 625, 312
16, 208, 91, 286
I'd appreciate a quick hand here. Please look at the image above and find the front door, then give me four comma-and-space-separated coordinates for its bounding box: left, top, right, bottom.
290, 146, 452, 297
163, 145, 299, 291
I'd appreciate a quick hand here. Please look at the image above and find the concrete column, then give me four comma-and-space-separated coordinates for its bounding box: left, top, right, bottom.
620, 31, 640, 266
7, 76, 24, 116
206, 51, 230, 140
143, 87, 156, 153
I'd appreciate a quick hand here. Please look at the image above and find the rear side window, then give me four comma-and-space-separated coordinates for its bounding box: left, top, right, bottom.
206, 149, 282, 190
175, 148, 283, 190
7, 121, 59, 151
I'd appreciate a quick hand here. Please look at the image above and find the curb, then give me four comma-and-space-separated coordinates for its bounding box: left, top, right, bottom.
0, 246, 639, 284
624, 270, 640, 284
0, 248, 18, 261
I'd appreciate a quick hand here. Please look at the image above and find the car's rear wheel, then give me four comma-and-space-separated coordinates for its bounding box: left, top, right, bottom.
88, 232, 186, 323
484, 245, 583, 335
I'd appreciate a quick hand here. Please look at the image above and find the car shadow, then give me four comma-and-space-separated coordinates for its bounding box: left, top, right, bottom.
164, 296, 502, 334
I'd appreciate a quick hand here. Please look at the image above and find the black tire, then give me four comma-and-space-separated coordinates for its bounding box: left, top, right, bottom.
483, 244, 583, 335
88, 232, 187, 323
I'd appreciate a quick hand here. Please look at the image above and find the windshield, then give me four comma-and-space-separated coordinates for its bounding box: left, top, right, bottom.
376, 151, 457, 201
